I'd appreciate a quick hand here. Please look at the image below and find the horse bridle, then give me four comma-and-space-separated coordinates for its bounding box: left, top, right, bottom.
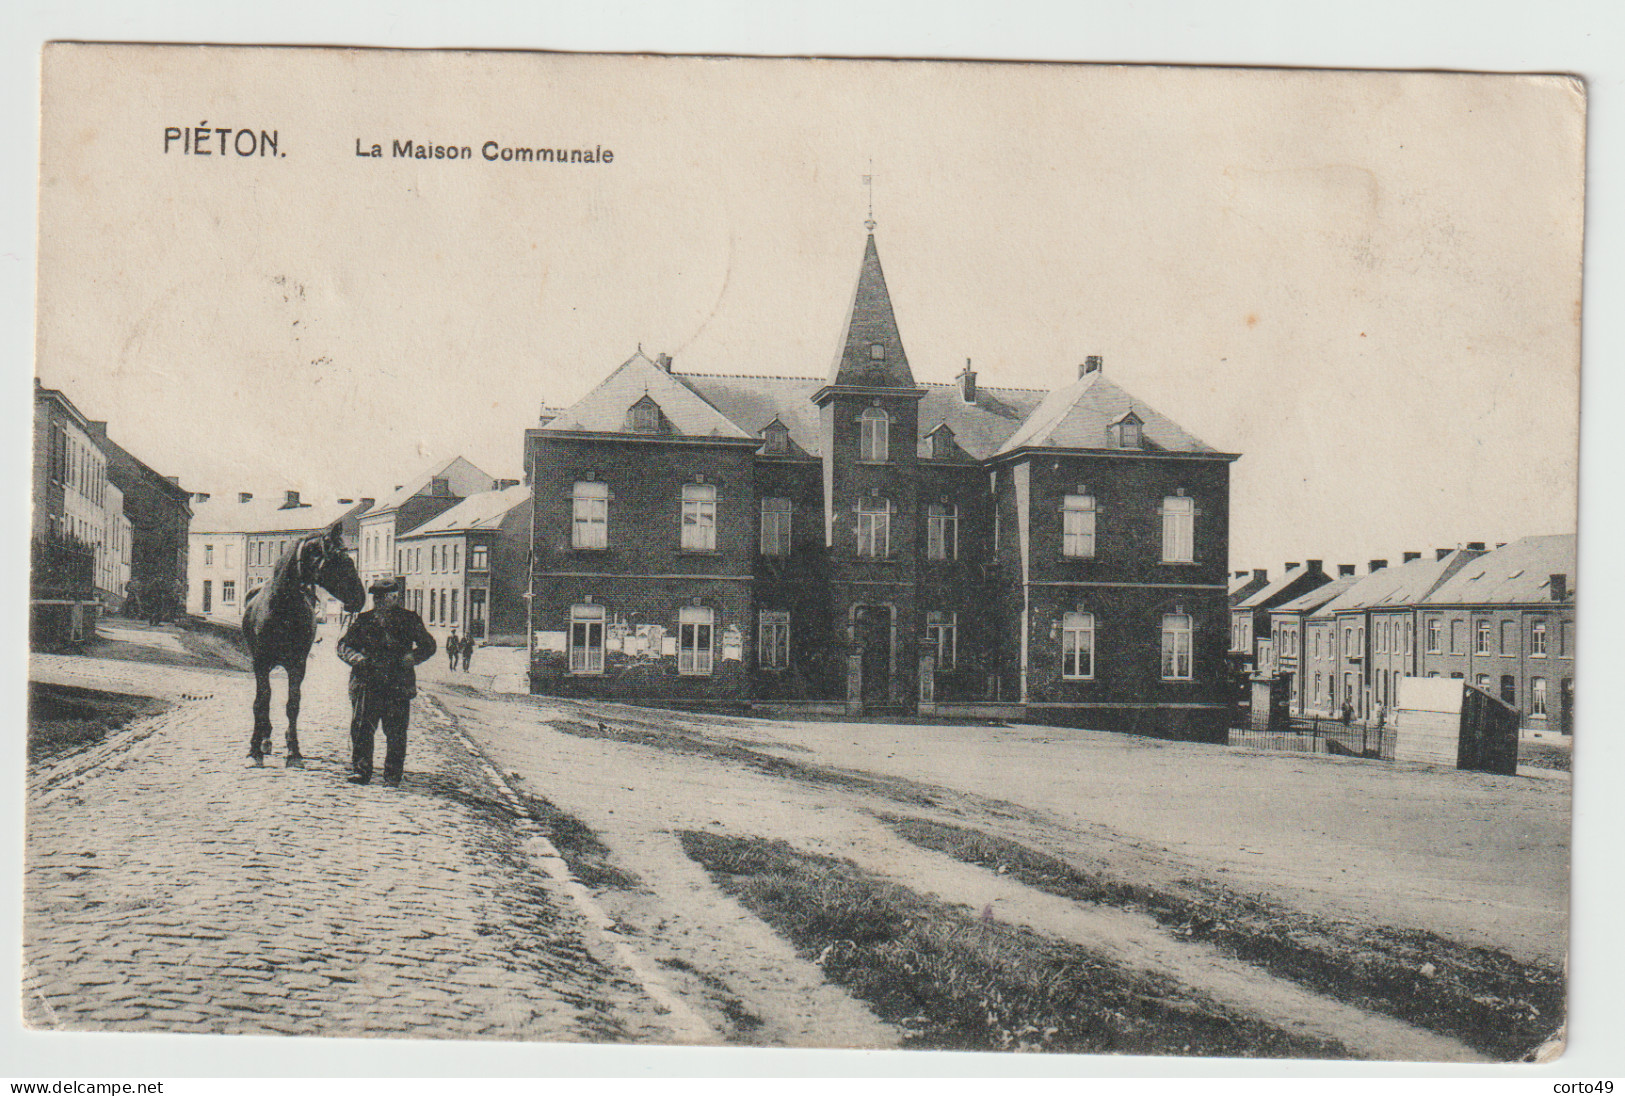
297, 534, 339, 591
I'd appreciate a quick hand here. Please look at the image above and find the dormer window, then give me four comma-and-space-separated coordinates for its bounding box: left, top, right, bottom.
1110, 412, 1143, 449
628, 397, 661, 434
870, 343, 886, 361
762, 421, 789, 456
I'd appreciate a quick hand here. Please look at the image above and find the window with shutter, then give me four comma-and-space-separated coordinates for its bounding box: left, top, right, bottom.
1161, 497, 1194, 563
572, 482, 609, 548
681, 484, 717, 551
1062, 495, 1095, 558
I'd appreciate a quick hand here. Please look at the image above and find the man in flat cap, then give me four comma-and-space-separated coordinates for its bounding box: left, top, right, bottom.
337, 576, 436, 786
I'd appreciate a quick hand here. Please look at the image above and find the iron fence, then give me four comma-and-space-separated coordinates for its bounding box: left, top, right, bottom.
1228, 717, 1396, 761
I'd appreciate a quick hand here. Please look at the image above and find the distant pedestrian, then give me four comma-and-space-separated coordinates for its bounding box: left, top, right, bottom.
338, 576, 436, 787
461, 638, 476, 672
1341, 699, 1354, 726
446, 631, 461, 670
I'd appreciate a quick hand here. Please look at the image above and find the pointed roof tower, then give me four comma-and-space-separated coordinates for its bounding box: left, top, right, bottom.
826, 233, 917, 389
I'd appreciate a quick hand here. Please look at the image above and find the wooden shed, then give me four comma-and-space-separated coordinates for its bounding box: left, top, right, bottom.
1392, 677, 1521, 775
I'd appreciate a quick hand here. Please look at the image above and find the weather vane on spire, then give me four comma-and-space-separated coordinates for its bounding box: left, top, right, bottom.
863, 164, 876, 232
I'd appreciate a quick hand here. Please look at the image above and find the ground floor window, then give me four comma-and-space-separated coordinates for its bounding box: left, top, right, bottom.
1061, 611, 1094, 679
1160, 614, 1192, 680
1531, 676, 1547, 717
569, 604, 605, 674
926, 611, 957, 671
202, 580, 212, 613
758, 611, 790, 669
679, 606, 715, 675
222, 580, 236, 605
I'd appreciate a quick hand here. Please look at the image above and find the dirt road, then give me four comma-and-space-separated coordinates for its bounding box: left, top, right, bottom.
429, 685, 1566, 1059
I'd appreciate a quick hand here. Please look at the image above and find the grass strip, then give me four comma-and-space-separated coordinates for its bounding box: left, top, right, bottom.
542, 715, 944, 807
27, 682, 170, 762
880, 813, 1562, 1062
679, 829, 1347, 1058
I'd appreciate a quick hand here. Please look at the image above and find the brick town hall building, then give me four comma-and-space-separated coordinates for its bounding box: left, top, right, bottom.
526, 232, 1239, 740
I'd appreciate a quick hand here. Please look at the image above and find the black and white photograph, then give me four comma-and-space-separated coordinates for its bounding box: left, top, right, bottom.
16, 32, 1601, 1080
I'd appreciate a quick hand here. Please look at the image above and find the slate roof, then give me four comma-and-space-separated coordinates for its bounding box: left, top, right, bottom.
368, 455, 495, 516
1422, 535, 1577, 606
675, 374, 825, 454
1236, 567, 1330, 610
995, 370, 1219, 456
191, 496, 364, 535
402, 485, 531, 536
827, 234, 916, 388
1272, 574, 1362, 615
544, 351, 756, 440
543, 234, 1225, 463
1316, 549, 1483, 616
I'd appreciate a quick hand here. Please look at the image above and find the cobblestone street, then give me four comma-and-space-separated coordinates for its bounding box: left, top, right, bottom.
24, 635, 674, 1043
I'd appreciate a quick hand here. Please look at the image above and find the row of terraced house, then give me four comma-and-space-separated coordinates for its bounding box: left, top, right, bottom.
1227, 535, 1576, 735
185, 461, 532, 649
31, 380, 193, 645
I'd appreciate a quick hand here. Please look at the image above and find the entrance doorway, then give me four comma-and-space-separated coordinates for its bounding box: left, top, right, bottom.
854, 604, 892, 709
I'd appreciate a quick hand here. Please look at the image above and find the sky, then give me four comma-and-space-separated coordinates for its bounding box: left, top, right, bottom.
34, 49, 1582, 576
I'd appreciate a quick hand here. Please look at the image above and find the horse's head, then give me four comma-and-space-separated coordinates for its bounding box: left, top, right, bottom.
299, 523, 366, 612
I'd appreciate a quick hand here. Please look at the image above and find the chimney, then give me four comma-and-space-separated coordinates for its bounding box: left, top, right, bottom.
1079, 355, 1103, 379
166, 475, 182, 485
281, 490, 301, 509
359, 498, 375, 511
655, 353, 673, 373
192, 491, 212, 504
1403, 551, 1421, 563
1252, 568, 1268, 583
430, 476, 452, 497
238, 492, 253, 504
495, 478, 520, 490
958, 358, 977, 403
1369, 559, 1388, 573
1233, 570, 1248, 579
1550, 574, 1568, 602
1338, 564, 1356, 577
337, 498, 354, 505
1285, 562, 1300, 572
1466, 541, 1486, 551
1306, 559, 1324, 573
1436, 548, 1452, 561
538, 406, 558, 426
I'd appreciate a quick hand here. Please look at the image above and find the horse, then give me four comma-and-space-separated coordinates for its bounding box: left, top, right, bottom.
241, 522, 366, 766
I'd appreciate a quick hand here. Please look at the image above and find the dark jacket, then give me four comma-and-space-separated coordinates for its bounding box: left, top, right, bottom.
337, 606, 437, 697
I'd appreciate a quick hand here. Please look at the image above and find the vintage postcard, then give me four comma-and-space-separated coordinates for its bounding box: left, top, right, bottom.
27, 44, 1581, 1063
